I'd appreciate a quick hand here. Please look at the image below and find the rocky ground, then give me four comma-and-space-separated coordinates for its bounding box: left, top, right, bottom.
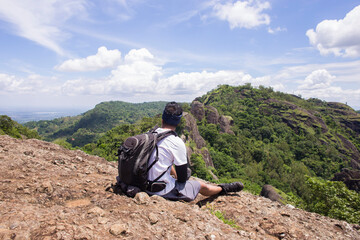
0, 135, 359, 240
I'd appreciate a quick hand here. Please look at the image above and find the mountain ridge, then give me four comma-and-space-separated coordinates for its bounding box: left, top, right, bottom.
24, 101, 168, 147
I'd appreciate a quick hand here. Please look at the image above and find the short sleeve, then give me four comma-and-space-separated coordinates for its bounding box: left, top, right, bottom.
170, 137, 187, 166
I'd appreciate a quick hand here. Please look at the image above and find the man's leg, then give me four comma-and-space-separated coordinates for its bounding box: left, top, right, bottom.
199, 181, 244, 196
199, 181, 222, 196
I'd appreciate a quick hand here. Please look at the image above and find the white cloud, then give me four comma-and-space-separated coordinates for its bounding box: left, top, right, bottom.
60, 48, 283, 98
61, 48, 163, 95
272, 60, 360, 87
108, 48, 163, 94
0, 74, 21, 92
212, 0, 271, 29
306, 5, 360, 57
298, 69, 335, 90
0, 73, 49, 93
0, 0, 87, 55
295, 69, 360, 108
56, 47, 122, 72
268, 26, 286, 34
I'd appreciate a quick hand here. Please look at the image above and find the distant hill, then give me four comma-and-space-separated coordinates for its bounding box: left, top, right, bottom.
24, 101, 168, 147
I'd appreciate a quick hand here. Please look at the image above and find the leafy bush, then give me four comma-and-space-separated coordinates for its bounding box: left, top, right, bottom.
304, 177, 360, 224
190, 153, 214, 181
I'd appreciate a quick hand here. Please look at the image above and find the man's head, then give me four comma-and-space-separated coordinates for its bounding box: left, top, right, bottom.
162, 101, 183, 127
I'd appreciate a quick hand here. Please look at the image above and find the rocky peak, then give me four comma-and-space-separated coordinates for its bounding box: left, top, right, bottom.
190, 100, 235, 135
190, 101, 205, 121
205, 106, 219, 124
1, 135, 359, 239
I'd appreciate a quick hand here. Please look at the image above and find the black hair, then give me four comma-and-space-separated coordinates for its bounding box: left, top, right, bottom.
164, 101, 183, 116
162, 102, 183, 126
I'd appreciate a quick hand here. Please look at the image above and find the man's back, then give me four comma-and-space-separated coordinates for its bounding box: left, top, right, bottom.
147, 128, 187, 195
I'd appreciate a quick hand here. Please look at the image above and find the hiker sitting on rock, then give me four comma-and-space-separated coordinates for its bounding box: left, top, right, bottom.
146, 101, 243, 201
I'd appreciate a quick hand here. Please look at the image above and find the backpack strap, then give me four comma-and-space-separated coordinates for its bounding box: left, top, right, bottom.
146, 129, 177, 172
151, 165, 172, 182
146, 128, 178, 183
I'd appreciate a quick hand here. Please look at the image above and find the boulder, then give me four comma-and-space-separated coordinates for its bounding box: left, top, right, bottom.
190, 101, 205, 121
205, 106, 219, 124
219, 115, 234, 135
260, 185, 284, 204
333, 168, 360, 192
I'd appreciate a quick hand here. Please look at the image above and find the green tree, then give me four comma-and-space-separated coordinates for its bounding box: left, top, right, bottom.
190, 153, 214, 181
305, 177, 360, 224
0, 115, 40, 139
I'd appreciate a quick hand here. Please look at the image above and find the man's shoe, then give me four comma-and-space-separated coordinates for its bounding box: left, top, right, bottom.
219, 182, 244, 195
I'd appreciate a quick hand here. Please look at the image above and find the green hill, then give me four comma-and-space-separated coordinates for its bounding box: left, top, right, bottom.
24, 101, 167, 147
80, 84, 360, 223
0, 115, 40, 139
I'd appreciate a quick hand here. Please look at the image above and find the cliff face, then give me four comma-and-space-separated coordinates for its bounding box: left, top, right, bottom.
184, 101, 235, 169
1, 135, 359, 240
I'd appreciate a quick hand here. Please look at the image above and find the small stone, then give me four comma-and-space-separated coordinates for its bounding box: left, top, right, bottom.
205, 233, 219, 240
9, 222, 19, 230
109, 223, 128, 236
56, 225, 65, 231
279, 233, 286, 238
88, 206, 106, 217
150, 194, 165, 202
14, 231, 30, 240
134, 192, 151, 205
97, 217, 109, 224
38, 181, 53, 194
149, 213, 159, 225
23, 150, 34, 156
0, 229, 14, 240
280, 212, 291, 217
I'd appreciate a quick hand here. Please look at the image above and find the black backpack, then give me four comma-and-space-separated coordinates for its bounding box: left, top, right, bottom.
116, 126, 176, 197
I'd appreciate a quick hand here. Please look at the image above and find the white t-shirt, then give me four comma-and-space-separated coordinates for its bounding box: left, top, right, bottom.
147, 128, 187, 195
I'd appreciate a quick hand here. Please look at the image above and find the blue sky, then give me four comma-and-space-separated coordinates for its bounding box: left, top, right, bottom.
0, 0, 360, 111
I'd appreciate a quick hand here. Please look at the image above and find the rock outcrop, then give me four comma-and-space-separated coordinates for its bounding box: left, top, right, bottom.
205, 106, 220, 124
219, 115, 234, 134
333, 168, 360, 192
183, 112, 214, 168
190, 100, 234, 135
1, 135, 359, 240
183, 112, 207, 150
190, 101, 205, 121
260, 185, 284, 204
336, 134, 360, 170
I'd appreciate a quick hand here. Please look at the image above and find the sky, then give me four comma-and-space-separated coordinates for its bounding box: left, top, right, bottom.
0, 0, 360, 111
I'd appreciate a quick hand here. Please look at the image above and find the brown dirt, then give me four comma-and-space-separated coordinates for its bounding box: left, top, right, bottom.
1, 135, 359, 240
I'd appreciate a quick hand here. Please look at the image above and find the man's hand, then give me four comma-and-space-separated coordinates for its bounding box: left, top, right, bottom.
170, 165, 177, 179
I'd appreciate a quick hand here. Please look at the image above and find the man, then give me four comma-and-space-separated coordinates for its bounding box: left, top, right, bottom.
147, 101, 243, 201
